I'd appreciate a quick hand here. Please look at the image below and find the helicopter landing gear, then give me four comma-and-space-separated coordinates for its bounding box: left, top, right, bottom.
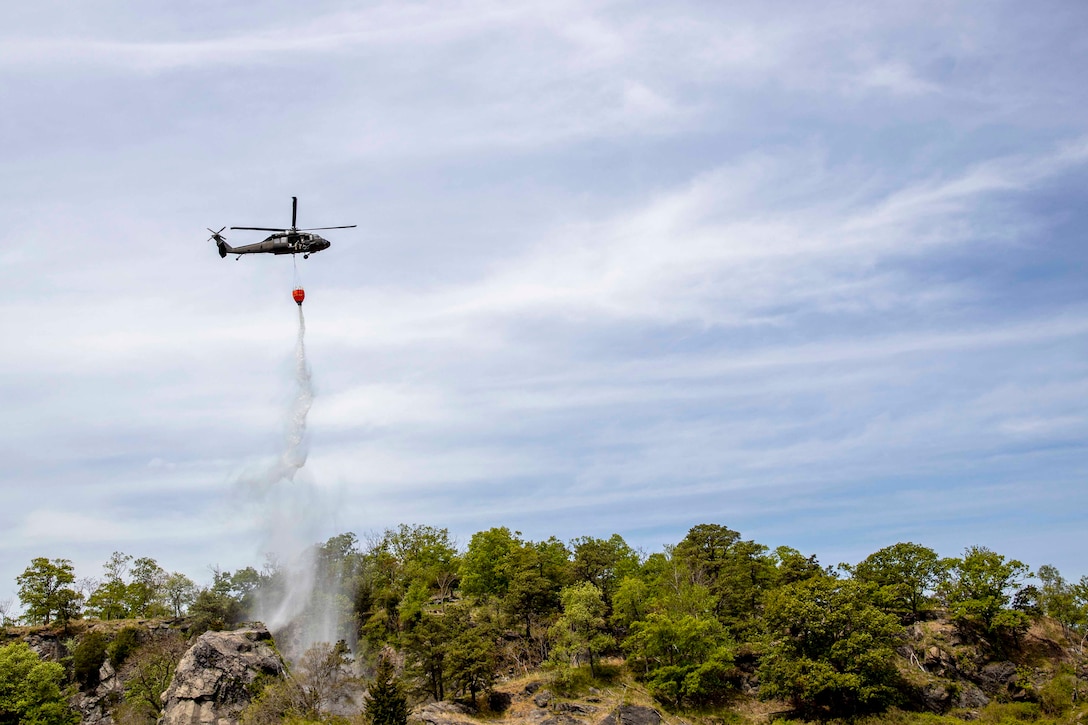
303, 254, 310, 259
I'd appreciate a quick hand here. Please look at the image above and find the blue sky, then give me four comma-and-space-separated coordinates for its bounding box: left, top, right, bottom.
2, 0, 1086, 604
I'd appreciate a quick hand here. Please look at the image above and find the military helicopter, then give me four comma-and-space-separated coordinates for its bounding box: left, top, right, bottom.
208, 196, 355, 259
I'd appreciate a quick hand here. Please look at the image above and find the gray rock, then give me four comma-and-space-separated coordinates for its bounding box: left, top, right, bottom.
956, 684, 990, 709
159, 627, 286, 725
540, 715, 585, 725
980, 661, 1017, 686
919, 683, 951, 712
598, 705, 663, 725
555, 702, 598, 715
533, 691, 553, 708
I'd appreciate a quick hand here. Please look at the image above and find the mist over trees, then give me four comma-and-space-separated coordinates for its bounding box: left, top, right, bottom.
5, 524, 1088, 721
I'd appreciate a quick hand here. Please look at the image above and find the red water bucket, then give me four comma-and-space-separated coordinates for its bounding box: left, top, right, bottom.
292, 287, 305, 305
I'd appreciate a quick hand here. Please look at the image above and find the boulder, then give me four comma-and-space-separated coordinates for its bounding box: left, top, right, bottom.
415, 701, 478, 725
598, 705, 663, 725
159, 626, 286, 725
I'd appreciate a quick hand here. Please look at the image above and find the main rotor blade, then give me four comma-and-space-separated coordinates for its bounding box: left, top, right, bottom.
231, 226, 285, 231
292, 196, 298, 229
297, 225, 357, 230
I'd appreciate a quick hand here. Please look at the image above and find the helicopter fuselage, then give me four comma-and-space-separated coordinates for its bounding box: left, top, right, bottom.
230, 232, 331, 256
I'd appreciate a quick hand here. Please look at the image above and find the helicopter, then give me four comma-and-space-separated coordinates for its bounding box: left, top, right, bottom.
208, 196, 355, 259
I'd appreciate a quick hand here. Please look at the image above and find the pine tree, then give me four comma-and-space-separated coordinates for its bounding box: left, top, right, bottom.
364, 655, 409, 725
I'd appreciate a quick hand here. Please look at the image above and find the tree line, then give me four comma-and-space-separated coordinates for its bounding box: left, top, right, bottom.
8, 524, 1088, 719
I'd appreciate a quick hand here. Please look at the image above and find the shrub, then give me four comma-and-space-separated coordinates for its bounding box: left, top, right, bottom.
71, 631, 109, 687
108, 627, 142, 668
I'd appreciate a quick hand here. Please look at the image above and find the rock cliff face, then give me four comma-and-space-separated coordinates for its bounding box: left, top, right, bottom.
159, 626, 286, 725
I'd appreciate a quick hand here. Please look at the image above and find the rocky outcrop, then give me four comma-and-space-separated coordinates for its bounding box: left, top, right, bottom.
159, 626, 286, 725
597, 705, 662, 725
74, 659, 124, 725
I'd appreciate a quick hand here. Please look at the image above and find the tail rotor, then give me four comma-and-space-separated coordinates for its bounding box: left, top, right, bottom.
207, 227, 229, 258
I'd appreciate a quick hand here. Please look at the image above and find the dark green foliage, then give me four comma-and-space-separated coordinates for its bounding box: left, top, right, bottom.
570, 534, 639, 605
445, 607, 500, 703
71, 631, 109, 687
0, 640, 78, 725
673, 524, 775, 634
850, 542, 943, 619
759, 577, 904, 718
401, 610, 450, 701
364, 656, 409, 725
188, 587, 243, 634
108, 626, 142, 669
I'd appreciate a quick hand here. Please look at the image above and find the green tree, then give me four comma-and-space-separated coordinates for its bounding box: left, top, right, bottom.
772, 546, 826, 586
444, 604, 500, 704
759, 578, 903, 718
15, 558, 79, 626
118, 632, 189, 722
1036, 565, 1086, 637
163, 573, 198, 618
127, 557, 168, 618
460, 527, 520, 599
850, 542, 943, 618
549, 582, 614, 677
503, 537, 571, 639
401, 610, 450, 701
0, 640, 78, 725
939, 546, 1031, 637
623, 612, 735, 708
570, 534, 639, 606
86, 551, 132, 620
364, 655, 409, 725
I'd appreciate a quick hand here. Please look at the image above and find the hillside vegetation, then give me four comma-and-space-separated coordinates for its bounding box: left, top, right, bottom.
3, 523, 1087, 724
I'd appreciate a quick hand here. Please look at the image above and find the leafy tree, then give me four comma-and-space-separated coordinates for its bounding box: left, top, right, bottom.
0, 640, 78, 724
364, 655, 408, 725
460, 527, 520, 599
127, 557, 168, 618
850, 542, 943, 618
570, 534, 639, 605
1036, 564, 1086, 637
16, 558, 80, 626
401, 610, 450, 701
86, 552, 132, 620
503, 537, 571, 639
383, 525, 459, 600
673, 524, 741, 586
241, 642, 356, 724
444, 605, 500, 703
759, 577, 903, 718
188, 571, 244, 634
939, 546, 1031, 638
772, 546, 827, 586
118, 632, 189, 721
359, 526, 457, 646
163, 573, 198, 618
623, 612, 735, 707
611, 575, 651, 630
548, 582, 614, 677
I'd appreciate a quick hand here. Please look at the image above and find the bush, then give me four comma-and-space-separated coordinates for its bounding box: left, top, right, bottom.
0, 640, 79, 724
108, 627, 142, 668
1039, 670, 1076, 716
71, 631, 109, 687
